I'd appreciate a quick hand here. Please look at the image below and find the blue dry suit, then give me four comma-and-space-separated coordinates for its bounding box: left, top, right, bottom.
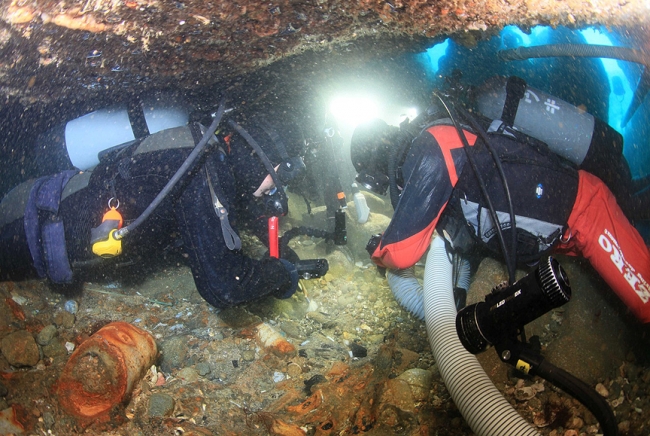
0, 122, 298, 308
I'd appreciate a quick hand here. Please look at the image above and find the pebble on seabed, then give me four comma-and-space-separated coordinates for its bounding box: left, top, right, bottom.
64, 300, 78, 314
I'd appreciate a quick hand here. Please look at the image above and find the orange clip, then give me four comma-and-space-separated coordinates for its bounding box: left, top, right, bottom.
102, 207, 123, 228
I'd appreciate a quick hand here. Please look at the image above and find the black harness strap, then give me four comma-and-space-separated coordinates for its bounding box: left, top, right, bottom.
205, 165, 241, 251
501, 76, 527, 127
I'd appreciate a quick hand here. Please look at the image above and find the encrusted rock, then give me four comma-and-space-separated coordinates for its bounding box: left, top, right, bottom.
1, 330, 40, 367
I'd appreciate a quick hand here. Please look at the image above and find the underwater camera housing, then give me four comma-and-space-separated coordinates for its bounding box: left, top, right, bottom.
295, 259, 329, 280
456, 256, 571, 354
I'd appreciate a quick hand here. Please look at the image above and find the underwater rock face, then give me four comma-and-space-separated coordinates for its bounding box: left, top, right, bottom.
0, 0, 647, 106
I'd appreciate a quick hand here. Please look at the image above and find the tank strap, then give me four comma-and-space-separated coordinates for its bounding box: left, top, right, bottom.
127, 99, 151, 139
501, 76, 527, 127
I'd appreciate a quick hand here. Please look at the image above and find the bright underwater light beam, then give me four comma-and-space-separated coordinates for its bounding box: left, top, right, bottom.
329, 96, 379, 127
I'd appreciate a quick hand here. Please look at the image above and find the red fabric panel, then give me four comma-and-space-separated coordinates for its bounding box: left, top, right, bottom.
426, 125, 477, 185
556, 170, 650, 323
372, 202, 447, 269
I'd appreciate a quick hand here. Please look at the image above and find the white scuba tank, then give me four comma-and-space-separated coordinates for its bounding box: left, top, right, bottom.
63, 94, 189, 170
475, 75, 595, 166
351, 182, 370, 224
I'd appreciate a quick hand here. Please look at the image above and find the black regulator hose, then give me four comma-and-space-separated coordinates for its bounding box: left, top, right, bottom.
502, 341, 619, 436
433, 92, 518, 284
280, 208, 347, 257
388, 141, 401, 209
114, 100, 226, 239
498, 44, 650, 67
280, 226, 332, 256
227, 119, 290, 214
536, 360, 618, 435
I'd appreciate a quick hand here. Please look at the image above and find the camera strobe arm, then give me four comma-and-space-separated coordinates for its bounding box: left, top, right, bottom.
495, 339, 618, 436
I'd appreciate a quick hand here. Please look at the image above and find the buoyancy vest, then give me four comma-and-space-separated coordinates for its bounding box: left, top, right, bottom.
438, 121, 579, 264
20, 123, 218, 284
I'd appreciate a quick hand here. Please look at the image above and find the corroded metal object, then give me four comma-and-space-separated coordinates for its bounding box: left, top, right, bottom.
56, 321, 157, 420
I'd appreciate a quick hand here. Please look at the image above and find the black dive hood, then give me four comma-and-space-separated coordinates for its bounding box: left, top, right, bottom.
227, 118, 306, 217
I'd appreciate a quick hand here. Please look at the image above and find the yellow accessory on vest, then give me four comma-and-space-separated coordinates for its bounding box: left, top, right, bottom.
91, 199, 124, 257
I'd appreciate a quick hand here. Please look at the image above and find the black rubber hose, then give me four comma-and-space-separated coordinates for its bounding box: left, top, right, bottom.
280, 226, 333, 257
433, 93, 517, 284
456, 104, 519, 280
115, 100, 226, 239
535, 359, 619, 436
388, 142, 401, 209
227, 119, 289, 214
498, 44, 650, 67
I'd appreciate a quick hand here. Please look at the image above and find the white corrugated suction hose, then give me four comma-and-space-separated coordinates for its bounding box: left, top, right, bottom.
422, 235, 540, 436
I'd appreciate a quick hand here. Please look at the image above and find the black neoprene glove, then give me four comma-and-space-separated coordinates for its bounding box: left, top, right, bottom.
276, 259, 299, 299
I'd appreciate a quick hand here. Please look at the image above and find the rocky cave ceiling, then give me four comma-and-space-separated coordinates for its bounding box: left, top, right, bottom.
0, 0, 648, 120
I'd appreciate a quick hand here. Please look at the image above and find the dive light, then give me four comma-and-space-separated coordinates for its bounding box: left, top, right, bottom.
456, 256, 571, 354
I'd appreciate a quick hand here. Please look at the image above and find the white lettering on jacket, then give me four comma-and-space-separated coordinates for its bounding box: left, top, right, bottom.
598, 230, 650, 304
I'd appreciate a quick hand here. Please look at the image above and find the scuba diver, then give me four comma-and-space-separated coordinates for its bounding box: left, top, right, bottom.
289, 117, 349, 229
0, 100, 332, 309
351, 76, 650, 324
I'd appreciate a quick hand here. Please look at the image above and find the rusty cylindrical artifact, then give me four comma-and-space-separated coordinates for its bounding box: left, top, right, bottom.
57, 321, 157, 420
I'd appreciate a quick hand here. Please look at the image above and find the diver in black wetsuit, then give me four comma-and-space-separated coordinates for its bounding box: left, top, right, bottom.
0, 107, 330, 309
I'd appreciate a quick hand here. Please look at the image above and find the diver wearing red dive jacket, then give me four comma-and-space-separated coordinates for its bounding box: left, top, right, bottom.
352, 115, 650, 323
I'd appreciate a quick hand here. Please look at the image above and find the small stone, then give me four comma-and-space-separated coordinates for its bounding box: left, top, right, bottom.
595, 382, 609, 398
280, 321, 303, 339
349, 342, 367, 358
159, 336, 189, 373
287, 362, 302, 377
36, 325, 57, 346
306, 311, 329, 324
241, 350, 255, 361
53, 311, 75, 329
1, 330, 40, 367
196, 362, 211, 376
177, 367, 199, 383
43, 411, 55, 429
567, 416, 584, 429
149, 393, 175, 417
397, 368, 433, 401
41, 339, 67, 359
64, 300, 78, 314
618, 420, 631, 433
